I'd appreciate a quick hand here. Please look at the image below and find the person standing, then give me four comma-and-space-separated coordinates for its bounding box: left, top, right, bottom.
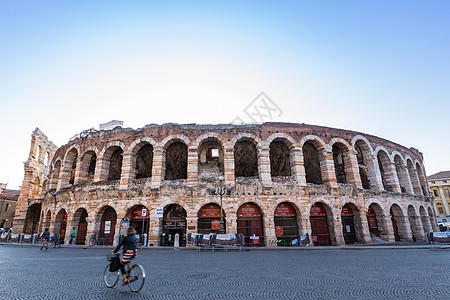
40, 228, 50, 251
68, 227, 77, 245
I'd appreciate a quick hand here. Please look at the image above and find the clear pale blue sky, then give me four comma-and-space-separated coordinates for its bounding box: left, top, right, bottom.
1, 1, 449, 189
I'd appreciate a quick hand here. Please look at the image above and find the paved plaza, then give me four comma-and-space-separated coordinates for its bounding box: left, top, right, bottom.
0, 245, 449, 299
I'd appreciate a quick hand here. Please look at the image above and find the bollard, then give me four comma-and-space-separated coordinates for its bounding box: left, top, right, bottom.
174, 233, 180, 248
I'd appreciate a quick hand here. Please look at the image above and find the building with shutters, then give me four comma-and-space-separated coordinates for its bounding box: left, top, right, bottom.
427, 171, 450, 228
13, 122, 437, 246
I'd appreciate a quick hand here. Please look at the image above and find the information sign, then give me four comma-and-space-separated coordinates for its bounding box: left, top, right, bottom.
141, 208, 147, 217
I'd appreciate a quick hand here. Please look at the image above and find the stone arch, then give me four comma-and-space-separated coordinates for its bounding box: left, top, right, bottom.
125, 204, 150, 238
406, 158, 422, 195
415, 161, 427, 195
309, 201, 335, 246
390, 204, 410, 241
419, 206, 432, 233
234, 137, 259, 178
94, 206, 117, 246
367, 202, 390, 242
407, 205, 424, 241
330, 139, 353, 184
393, 154, 412, 194
273, 201, 300, 246
79, 147, 99, 182
160, 134, 191, 149
62, 145, 80, 186
376, 149, 394, 191
237, 202, 264, 247
266, 133, 297, 147
100, 143, 125, 181
164, 139, 188, 180
24, 203, 42, 234
49, 159, 62, 190
197, 135, 225, 181
130, 139, 155, 180
352, 136, 377, 190
300, 136, 327, 185
161, 203, 187, 246
269, 137, 293, 177
197, 203, 226, 234
54, 209, 68, 240
72, 207, 89, 245
230, 133, 262, 148
341, 202, 365, 244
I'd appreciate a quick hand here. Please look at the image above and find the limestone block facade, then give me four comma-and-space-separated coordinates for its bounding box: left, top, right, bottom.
13, 123, 437, 246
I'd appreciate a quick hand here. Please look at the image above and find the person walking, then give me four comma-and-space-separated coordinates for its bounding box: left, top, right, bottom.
68, 227, 77, 245
112, 227, 137, 286
40, 228, 50, 251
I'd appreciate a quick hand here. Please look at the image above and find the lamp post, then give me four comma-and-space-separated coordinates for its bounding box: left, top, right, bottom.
211, 176, 230, 234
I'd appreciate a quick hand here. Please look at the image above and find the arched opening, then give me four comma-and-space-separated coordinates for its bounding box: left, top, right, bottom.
36, 145, 42, 162
67, 149, 78, 185
161, 204, 187, 246
129, 205, 150, 237
234, 138, 258, 178
43, 210, 52, 231
377, 151, 393, 191
100, 207, 117, 246
390, 204, 407, 241
197, 203, 226, 234
341, 204, 357, 244
274, 202, 299, 247
108, 148, 123, 181
55, 210, 68, 241
367, 205, 379, 235
309, 203, 330, 246
74, 208, 88, 245
198, 138, 224, 181
237, 203, 264, 247
332, 143, 347, 184
135, 144, 153, 179
80, 151, 97, 182
407, 159, 421, 195
269, 139, 291, 177
428, 207, 438, 231
394, 155, 409, 193
407, 205, 422, 240
40, 180, 47, 198
165, 142, 188, 180
303, 141, 322, 184
420, 206, 432, 233
50, 160, 61, 190
355, 140, 372, 189
416, 163, 427, 195
24, 203, 41, 234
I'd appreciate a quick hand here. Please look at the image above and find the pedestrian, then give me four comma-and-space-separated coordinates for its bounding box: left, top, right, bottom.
40, 228, 50, 251
68, 226, 77, 245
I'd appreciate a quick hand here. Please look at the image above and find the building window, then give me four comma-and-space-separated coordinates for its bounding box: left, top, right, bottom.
438, 207, 444, 214
445, 189, 450, 198
433, 190, 439, 197
444, 180, 447, 183
4, 203, 9, 211
431, 181, 435, 184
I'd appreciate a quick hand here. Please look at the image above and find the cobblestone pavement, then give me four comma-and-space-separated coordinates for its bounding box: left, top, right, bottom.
0, 245, 449, 300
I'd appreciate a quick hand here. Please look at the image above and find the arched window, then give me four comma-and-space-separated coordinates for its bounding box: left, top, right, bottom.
234, 139, 258, 178
303, 141, 322, 184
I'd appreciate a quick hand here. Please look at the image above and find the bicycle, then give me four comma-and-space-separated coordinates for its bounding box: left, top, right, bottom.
103, 252, 145, 292
50, 234, 61, 248
89, 234, 106, 246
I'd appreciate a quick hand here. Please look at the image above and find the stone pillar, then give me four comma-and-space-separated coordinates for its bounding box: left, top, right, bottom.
300, 213, 310, 236
223, 146, 235, 185
321, 151, 338, 187
185, 217, 196, 247
291, 147, 306, 185
73, 156, 82, 185
227, 215, 237, 236
264, 215, 276, 246
257, 142, 272, 186
93, 156, 108, 182
421, 216, 432, 233
396, 216, 413, 241
344, 150, 362, 188
331, 210, 345, 246
119, 152, 133, 189
148, 211, 161, 246
65, 213, 76, 245
409, 216, 425, 241
356, 213, 373, 244
385, 164, 401, 193
57, 163, 70, 189
368, 155, 384, 190
397, 164, 414, 194
408, 168, 422, 195
381, 215, 396, 243
151, 146, 164, 188
187, 146, 198, 186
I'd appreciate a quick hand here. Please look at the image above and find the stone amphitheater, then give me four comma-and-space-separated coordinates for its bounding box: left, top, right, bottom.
13, 122, 438, 247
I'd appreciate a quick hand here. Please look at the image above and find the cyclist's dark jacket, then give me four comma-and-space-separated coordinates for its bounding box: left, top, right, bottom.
41, 230, 50, 240
114, 235, 137, 253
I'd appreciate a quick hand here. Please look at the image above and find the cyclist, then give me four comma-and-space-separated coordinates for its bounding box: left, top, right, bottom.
40, 228, 50, 251
113, 227, 137, 285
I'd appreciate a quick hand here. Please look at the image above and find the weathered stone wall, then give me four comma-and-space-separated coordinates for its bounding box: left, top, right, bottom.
16, 122, 437, 246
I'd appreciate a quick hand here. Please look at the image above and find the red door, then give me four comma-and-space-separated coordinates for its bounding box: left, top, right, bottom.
76, 222, 87, 245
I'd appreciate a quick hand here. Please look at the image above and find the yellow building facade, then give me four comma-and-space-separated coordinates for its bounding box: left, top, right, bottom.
428, 171, 450, 227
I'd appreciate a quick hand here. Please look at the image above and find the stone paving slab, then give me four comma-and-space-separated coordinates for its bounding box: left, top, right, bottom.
0, 244, 449, 299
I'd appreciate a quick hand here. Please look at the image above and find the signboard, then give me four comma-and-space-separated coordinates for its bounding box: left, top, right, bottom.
121, 217, 129, 222
142, 208, 147, 217
199, 204, 221, 218
311, 235, 318, 242
237, 203, 262, 217
104, 221, 111, 234
156, 208, 163, 218
368, 218, 377, 228
341, 205, 353, 216
310, 204, 327, 216
275, 226, 284, 236
131, 207, 149, 219
211, 220, 221, 230
346, 225, 351, 233
274, 203, 296, 217
250, 234, 259, 244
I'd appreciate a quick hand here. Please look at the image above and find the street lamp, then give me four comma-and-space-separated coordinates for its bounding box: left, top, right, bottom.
211, 176, 231, 234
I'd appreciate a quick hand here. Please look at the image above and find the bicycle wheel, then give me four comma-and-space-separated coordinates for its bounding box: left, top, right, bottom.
127, 264, 145, 292
103, 264, 120, 288
89, 237, 95, 246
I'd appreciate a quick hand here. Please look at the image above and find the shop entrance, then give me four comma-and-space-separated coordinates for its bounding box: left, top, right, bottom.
55, 210, 68, 242
274, 202, 299, 247
197, 203, 226, 234
24, 204, 41, 234
310, 203, 330, 246
161, 204, 186, 247
367, 206, 379, 235
75, 209, 88, 245
130, 205, 150, 237
100, 207, 116, 246
237, 203, 264, 247
341, 204, 357, 244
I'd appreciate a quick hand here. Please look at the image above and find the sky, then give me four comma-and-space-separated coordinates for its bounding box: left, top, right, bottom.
0, 1, 449, 189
